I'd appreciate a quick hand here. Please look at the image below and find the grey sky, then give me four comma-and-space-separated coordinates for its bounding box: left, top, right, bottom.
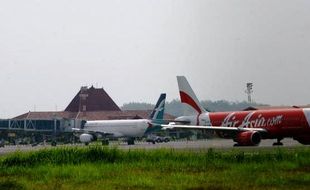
1, 0, 310, 118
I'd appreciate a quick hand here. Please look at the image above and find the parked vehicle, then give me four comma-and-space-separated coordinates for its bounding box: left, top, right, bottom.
146, 135, 170, 144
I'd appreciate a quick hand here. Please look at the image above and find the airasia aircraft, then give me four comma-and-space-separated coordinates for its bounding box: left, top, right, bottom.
163, 76, 310, 146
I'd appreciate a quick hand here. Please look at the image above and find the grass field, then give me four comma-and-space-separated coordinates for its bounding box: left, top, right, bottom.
0, 146, 309, 190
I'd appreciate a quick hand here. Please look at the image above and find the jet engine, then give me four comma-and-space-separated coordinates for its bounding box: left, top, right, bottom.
79, 134, 94, 144
234, 131, 261, 146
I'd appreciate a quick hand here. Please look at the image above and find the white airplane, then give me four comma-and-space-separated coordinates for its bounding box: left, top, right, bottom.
73, 93, 166, 145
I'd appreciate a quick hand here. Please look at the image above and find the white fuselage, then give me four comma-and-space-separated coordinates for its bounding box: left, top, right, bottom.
175, 113, 211, 126
84, 119, 150, 138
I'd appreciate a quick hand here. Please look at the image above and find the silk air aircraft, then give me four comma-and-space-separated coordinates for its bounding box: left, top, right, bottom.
73, 93, 166, 145
163, 76, 310, 146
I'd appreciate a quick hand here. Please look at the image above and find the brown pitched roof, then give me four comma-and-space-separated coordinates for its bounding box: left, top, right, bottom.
65, 86, 121, 112
13, 110, 175, 121
12, 85, 176, 121
13, 111, 76, 120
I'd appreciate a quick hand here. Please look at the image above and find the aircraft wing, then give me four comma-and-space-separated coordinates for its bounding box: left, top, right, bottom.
151, 119, 191, 125
71, 128, 114, 136
161, 124, 267, 133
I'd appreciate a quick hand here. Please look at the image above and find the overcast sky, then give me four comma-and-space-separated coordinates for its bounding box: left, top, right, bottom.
1, 0, 310, 118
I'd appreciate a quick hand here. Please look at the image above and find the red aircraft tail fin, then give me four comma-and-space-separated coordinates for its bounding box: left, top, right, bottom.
177, 76, 207, 114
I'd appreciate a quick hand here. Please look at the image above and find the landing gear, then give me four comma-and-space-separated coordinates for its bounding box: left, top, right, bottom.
102, 139, 109, 146
127, 138, 135, 145
273, 138, 283, 146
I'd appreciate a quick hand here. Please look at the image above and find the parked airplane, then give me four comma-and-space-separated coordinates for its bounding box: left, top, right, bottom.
163, 76, 310, 146
73, 93, 166, 145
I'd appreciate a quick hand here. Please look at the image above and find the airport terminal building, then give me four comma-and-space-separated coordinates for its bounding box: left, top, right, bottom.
0, 86, 174, 143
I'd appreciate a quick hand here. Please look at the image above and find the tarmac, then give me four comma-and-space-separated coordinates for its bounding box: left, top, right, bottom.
0, 138, 306, 156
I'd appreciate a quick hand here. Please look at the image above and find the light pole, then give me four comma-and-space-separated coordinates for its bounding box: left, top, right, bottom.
245, 83, 253, 103
52, 114, 57, 146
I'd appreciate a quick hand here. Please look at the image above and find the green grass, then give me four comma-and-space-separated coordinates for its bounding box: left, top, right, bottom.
0, 146, 309, 190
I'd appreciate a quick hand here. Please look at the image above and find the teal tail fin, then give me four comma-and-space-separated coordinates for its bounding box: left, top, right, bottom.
145, 93, 166, 134
149, 93, 166, 122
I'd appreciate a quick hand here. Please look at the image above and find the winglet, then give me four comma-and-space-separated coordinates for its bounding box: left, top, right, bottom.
177, 76, 206, 114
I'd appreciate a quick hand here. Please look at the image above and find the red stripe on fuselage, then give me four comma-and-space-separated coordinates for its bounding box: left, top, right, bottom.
179, 91, 202, 114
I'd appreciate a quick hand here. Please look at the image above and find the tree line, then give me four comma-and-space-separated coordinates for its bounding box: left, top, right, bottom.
121, 99, 268, 117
